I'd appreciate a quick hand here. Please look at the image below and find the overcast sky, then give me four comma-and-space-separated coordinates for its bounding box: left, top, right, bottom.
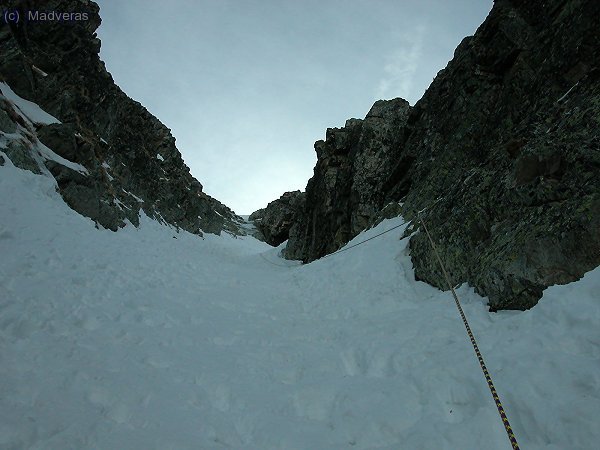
96, 0, 492, 215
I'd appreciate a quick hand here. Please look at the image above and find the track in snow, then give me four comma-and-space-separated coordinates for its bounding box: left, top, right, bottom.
1, 158, 599, 450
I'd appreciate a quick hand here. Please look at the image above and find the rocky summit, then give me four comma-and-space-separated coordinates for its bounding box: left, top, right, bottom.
0, 0, 245, 236
252, 0, 600, 310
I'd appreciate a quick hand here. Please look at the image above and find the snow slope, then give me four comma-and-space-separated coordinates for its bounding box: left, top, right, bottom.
0, 82, 60, 126
0, 156, 599, 449
0, 83, 87, 176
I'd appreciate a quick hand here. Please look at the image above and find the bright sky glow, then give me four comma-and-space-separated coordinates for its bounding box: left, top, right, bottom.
96, 0, 492, 214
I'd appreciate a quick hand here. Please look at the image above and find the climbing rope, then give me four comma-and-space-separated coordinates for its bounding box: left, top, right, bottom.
257, 215, 415, 271
418, 212, 521, 450
320, 219, 411, 259
257, 203, 521, 448
258, 215, 415, 267
321, 199, 442, 260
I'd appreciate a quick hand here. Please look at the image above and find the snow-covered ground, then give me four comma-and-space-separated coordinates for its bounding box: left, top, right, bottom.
1, 156, 599, 449
0, 82, 60, 126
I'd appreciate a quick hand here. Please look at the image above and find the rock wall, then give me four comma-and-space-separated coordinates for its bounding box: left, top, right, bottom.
0, 0, 244, 235
261, 0, 600, 310
285, 98, 412, 260
249, 190, 305, 246
401, 0, 600, 310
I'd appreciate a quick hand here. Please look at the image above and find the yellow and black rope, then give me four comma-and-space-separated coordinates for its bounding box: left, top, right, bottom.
419, 213, 520, 450
258, 207, 522, 449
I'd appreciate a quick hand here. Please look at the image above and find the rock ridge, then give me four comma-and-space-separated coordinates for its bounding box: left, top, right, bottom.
0, 0, 244, 235
253, 0, 600, 310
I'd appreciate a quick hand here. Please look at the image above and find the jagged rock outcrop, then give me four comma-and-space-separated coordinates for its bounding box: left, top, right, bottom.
283, 98, 412, 260
0, 0, 244, 235
278, 0, 600, 310
249, 190, 305, 246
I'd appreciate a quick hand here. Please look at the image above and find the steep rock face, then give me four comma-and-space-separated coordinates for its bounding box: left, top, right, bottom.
0, 0, 243, 235
249, 190, 305, 246
283, 98, 411, 260
281, 0, 600, 310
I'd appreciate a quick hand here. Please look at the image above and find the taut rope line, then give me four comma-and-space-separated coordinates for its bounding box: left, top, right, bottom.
321, 219, 410, 259
321, 199, 443, 260
257, 205, 522, 448
419, 212, 521, 450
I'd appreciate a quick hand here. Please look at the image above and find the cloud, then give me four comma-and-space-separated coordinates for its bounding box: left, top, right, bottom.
376, 24, 426, 103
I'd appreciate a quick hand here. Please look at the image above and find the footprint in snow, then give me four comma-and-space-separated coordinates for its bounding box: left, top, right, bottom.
340, 348, 366, 376
88, 388, 131, 424
143, 355, 171, 369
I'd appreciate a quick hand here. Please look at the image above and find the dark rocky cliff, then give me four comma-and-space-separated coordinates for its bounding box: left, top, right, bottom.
0, 0, 244, 235
285, 99, 411, 261
255, 0, 600, 310
248, 190, 305, 247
